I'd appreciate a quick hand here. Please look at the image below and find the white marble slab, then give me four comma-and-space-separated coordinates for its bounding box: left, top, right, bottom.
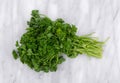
0, 0, 120, 83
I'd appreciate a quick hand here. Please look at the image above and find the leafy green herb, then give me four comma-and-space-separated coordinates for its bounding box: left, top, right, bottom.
12, 10, 105, 72
12, 50, 18, 59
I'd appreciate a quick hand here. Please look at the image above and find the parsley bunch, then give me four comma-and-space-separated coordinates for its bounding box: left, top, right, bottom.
13, 10, 105, 72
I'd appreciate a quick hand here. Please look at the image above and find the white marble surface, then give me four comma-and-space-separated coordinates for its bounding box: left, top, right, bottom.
0, 0, 120, 83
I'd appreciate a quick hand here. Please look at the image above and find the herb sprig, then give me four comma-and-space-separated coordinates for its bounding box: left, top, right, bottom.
13, 10, 105, 72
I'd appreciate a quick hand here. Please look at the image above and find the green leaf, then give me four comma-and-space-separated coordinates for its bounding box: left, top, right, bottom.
12, 50, 18, 59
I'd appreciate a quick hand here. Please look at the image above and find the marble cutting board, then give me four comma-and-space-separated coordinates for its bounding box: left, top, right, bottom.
0, 0, 120, 83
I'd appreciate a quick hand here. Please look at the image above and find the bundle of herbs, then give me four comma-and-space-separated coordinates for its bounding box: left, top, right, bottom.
12, 10, 105, 72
